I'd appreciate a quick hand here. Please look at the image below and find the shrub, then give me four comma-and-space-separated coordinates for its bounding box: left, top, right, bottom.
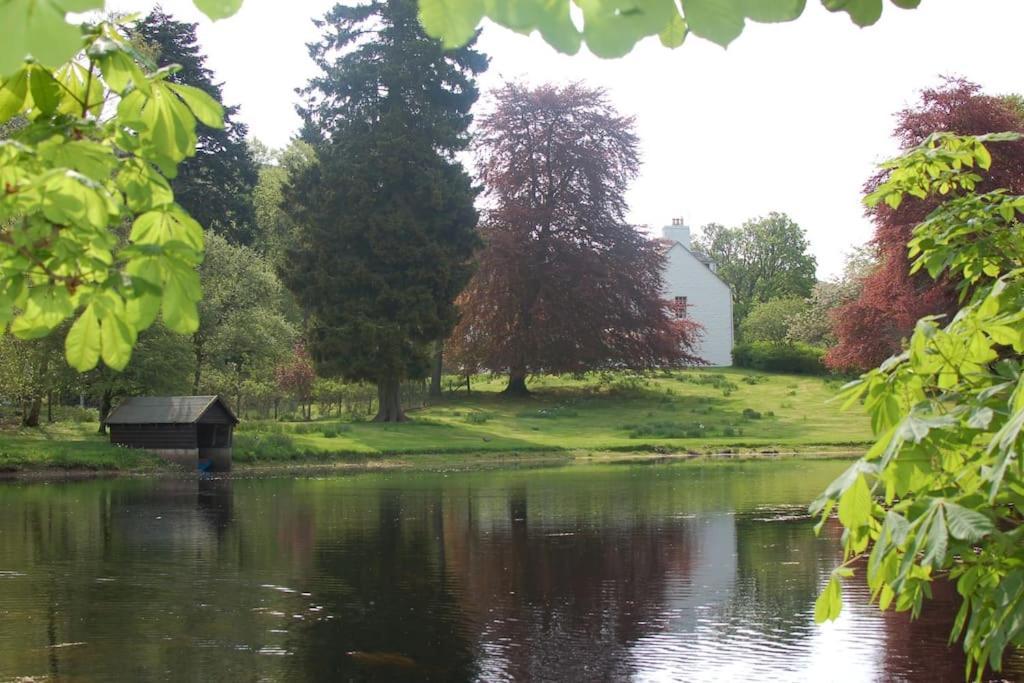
732, 342, 827, 375
601, 376, 651, 397
321, 425, 351, 438
742, 408, 762, 420
53, 406, 99, 423
677, 373, 738, 391
739, 297, 809, 344
465, 412, 490, 425
292, 423, 322, 434
233, 432, 297, 459
240, 421, 286, 435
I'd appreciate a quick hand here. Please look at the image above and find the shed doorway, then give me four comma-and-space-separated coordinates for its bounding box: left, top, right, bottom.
198, 424, 229, 449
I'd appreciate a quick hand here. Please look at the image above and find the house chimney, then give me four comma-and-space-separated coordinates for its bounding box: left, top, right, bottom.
662, 217, 691, 249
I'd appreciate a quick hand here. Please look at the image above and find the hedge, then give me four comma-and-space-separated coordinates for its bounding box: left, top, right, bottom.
732, 342, 827, 375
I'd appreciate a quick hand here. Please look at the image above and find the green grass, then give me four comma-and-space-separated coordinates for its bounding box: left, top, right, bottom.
237, 368, 868, 462
0, 368, 870, 472
0, 422, 166, 472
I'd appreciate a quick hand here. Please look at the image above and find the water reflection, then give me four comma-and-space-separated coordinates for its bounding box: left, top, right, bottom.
0, 462, 1019, 682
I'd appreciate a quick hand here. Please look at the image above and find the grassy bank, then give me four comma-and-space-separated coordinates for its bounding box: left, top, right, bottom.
0, 422, 169, 473
0, 368, 869, 473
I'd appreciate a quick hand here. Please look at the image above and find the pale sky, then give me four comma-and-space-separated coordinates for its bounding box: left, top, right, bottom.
112, 0, 1024, 278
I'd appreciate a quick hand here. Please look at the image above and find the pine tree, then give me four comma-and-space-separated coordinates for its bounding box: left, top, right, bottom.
134, 9, 259, 244
283, 0, 487, 421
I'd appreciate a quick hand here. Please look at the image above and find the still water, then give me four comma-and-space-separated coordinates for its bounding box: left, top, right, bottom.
0, 460, 1019, 682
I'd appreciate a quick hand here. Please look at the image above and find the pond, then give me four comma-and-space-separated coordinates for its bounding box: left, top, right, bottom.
0, 460, 1019, 681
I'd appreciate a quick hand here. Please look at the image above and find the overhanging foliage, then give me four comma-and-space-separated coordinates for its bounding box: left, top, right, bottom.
0, 20, 224, 372
418, 0, 924, 58
812, 132, 1024, 679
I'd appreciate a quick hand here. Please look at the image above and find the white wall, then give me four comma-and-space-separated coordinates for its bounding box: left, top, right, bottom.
662, 243, 734, 367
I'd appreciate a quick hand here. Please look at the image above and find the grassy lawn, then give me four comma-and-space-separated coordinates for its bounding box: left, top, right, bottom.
0, 368, 870, 472
236, 368, 869, 462
0, 422, 167, 472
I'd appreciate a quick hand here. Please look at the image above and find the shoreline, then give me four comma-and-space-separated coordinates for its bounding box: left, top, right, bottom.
0, 446, 864, 482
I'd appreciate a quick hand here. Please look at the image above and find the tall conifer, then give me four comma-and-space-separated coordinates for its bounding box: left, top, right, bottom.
283, 0, 487, 421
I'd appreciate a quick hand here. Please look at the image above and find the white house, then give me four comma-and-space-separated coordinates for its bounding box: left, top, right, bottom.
659, 218, 734, 366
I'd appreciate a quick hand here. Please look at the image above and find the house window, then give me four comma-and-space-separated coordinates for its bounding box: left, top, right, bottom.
673, 296, 688, 319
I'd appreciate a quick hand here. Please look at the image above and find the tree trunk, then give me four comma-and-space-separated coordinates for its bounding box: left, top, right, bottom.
429, 341, 443, 398
97, 389, 113, 434
47, 391, 53, 423
374, 377, 407, 422
502, 368, 530, 396
22, 396, 42, 427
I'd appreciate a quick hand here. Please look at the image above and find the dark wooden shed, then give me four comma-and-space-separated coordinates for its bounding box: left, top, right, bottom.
106, 396, 239, 472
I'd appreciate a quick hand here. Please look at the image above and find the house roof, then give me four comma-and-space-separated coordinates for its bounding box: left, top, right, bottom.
658, 237, 732, 292
655, 238, 676, 256
656, 237, 714, 265
106, 396, 239, 425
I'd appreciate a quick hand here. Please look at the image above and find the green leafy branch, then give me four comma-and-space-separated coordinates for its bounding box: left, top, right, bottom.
1, 0, 925, 67
812, 133, 1024, 679
418, 0, 924, 58
0, 0, 242, 77
0, 19, 225, 371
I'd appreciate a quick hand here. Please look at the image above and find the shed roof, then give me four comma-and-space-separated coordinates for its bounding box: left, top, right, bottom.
106, 396, 239, 425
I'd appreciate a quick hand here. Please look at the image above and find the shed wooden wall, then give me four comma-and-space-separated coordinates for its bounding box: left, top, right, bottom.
198, 402, 235, 424
109, 424, 197, 450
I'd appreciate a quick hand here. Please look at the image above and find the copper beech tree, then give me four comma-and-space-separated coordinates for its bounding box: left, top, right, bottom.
448, 83, 701, 395
827, 79, 1024, 371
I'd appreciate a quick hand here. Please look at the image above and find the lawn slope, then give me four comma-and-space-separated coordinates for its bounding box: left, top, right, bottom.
0, 369, 870, 471
237, 368, 869, 462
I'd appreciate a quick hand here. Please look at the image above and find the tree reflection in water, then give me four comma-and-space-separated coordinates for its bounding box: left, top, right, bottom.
0, 462, 1020, 681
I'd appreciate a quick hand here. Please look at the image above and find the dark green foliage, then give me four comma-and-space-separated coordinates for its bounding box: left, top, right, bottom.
283, 0, 487, 421
742, 408, 762, 420
134, 9, 259, 244
733, 342, 827, 375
